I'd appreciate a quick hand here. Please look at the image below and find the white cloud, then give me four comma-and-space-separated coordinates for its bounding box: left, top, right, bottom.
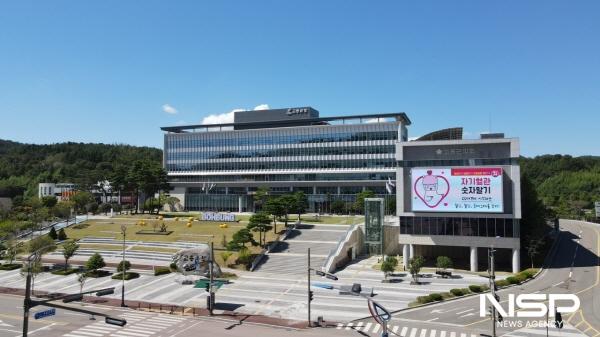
162, 104, 178, 114
253, 104, 270, 110
201, 109, 243, 124
201, 104, 271, 125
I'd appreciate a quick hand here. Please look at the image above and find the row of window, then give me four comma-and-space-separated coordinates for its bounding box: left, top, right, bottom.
168, 172, 395, 183
168, 145, 395, 160
185, 186, 389, 195
167, 159, 396, 172
166, 130, 398, 149
399, 216, 519, 238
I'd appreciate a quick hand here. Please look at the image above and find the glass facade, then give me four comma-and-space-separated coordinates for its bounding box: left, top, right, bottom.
399, 216, 519, 238
164, 120, 403, 213
165, 123, 398, 172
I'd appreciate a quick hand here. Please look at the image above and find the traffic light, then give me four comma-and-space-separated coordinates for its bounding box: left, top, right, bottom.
105, 317, 127, 327
95, 288, 115, 296
205, 283, 210, 292
308, 291, 314, 302
497, 313, 503, 322
62, 294, 83, 303
494, 294, 499, 302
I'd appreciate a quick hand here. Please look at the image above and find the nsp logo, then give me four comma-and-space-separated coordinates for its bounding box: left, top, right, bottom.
479, 294, 580, 318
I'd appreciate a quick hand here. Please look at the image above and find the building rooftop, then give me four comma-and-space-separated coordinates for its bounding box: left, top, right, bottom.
161, 107, 411, 133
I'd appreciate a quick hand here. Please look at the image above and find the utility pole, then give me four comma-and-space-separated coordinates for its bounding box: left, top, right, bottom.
120, 224, 126, 307
489, 248, 497, 337
22, 268, 32, 336
307, 247, 311, 327
208, 241, 214, 316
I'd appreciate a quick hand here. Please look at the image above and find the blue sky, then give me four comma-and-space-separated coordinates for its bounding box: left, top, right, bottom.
0, 1, 598, 156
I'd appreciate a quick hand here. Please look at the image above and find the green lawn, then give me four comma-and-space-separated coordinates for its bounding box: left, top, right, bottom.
65, 219, 277, 251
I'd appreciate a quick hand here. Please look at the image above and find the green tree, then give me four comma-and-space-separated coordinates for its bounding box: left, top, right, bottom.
409, 256, 425, 284
253, 186, 269, 212
4, 240, 22, 265
436, 256, 453, 270
86, 253, 106, 273
228, 228, 256, 250
48, 226, 58, 240
526, 238, 543, 268
52, 201, 73, 219
381, 259, 395, 281
354, 189, 375, 214
57, 228, 67, 241
293, 191, 309, 222
21, 260, 44, 295
246, 212, 273, 247
41, 196, 57, 208
71, 192, 95, 213
330, 200, 346, 214
117, 260, 131, 273
62, 241, 79, 270
278, 194, 297, 227
28, 235, 56, 255
264, 197, 286, 233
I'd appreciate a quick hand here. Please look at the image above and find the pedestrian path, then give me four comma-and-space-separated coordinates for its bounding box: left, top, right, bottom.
63, 311, 188, 337
336, 322, 480, 337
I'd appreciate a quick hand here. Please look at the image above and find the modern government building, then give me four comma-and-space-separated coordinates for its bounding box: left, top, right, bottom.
161, 107, 522, 272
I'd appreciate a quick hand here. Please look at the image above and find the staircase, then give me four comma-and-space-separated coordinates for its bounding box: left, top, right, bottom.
253, 224, 350, 275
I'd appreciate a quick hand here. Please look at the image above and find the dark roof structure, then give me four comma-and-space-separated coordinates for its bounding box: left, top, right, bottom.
161, 107, 411, 133
416, 127, 463, 141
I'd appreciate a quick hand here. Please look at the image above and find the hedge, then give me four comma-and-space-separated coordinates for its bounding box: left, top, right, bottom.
111, 272, 140, 280
495, 279, 510, 287
469, 285, 483, 293
506, 276, 520, 284
51, 268, 79, 276
154, 266, 172, 276
450, 288, 467, 296
0, 264, 22, 271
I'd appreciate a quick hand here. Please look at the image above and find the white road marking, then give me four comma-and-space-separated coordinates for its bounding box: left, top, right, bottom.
450, 332, 456, 337
401, 326, 408, 336
440, 331, 447, 337
409, 327, 418, 337
455, 308, 474, 315
392, 326, 399, 334
419, 328, 427, 337
345, 323, 354, 330
552, 281, 563, 287
460, 333, 467, 337
372, 324, 381, 333
363, 322, 372, 332
430, 329, 437, 337
336, 323, 343, 329
426, 317, 439, 322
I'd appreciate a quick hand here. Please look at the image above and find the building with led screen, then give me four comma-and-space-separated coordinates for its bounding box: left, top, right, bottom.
395, 136, 521, 273
161, 107, 410, 213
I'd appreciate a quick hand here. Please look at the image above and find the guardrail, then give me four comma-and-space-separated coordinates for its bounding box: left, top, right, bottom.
322, 224, 359, 273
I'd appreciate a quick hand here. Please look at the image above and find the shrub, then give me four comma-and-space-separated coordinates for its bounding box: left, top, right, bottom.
469, 285, 483, 293
236, 247, 253, 266
154, 266, 171, 276
48, 227, 58, 240
495, 279, 510, 287
111, 272, 139, 280
515, 273, 528, 283
57, 228, 67, 241
436, 256, 453, 270
519, 270, 535, 279
169, 262, 177, 270
428, 293, 443, 302
450, 288, 466, 296
416, 295, 434, 304
0, 263, 22, 271
86, 253, 106, 273
51, 268, 79, 276
506, 276, 520, 284
117, 260, 131, 273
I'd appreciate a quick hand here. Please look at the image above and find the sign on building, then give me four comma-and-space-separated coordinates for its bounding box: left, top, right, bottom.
201, 212, 235, 222
411, 167, 504, 213
595, 202, 600, 218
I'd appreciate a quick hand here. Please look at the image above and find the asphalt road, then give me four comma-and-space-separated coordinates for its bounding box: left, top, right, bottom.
347, 220, 599, 337
0, 293, 351, 337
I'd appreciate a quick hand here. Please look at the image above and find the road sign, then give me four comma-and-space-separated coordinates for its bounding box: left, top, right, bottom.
311, 282, 334, 290
34, 308, 56, 320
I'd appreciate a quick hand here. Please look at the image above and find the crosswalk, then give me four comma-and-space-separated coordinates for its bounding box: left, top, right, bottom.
63, 311, 187, 337
336, 323, 479, 337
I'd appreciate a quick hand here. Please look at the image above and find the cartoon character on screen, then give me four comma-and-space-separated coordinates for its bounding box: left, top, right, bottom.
415, 170, 450, 208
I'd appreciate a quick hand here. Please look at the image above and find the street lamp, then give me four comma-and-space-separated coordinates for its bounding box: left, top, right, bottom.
120, 224, 126, 307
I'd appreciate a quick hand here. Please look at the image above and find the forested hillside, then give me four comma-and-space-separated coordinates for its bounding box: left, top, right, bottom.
0, 139, 162, 198
520, 155, 600, 218
0, 139, 598, 218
